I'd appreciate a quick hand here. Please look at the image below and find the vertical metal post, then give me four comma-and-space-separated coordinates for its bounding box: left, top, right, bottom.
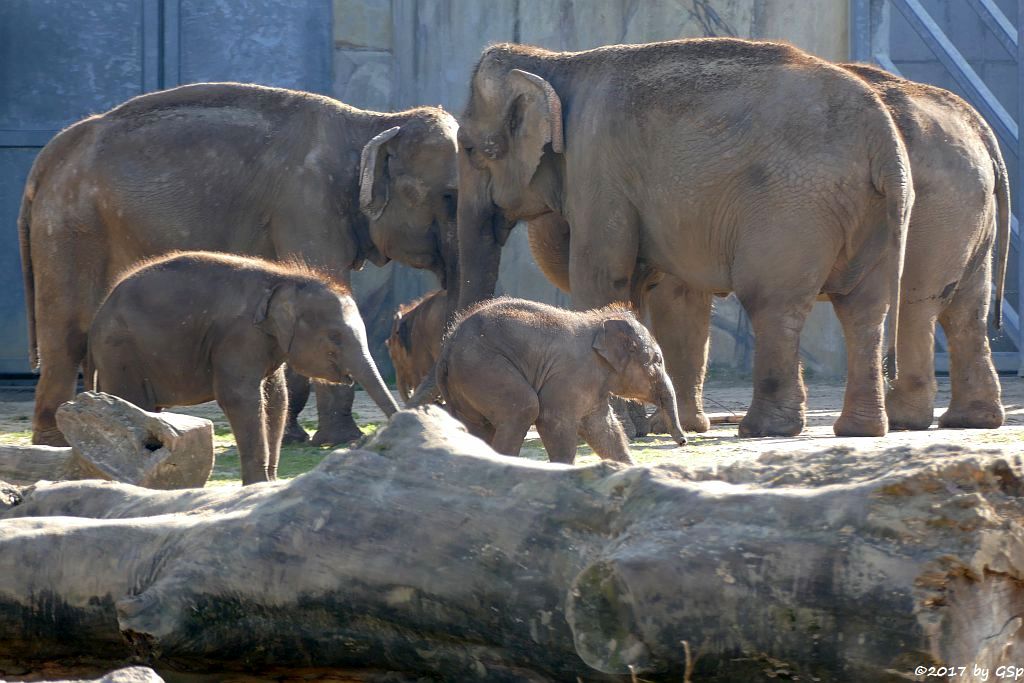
1018, 0, 1024, 375
850, 0, 872, 61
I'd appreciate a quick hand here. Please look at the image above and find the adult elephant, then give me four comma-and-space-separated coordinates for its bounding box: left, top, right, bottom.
19, 83, 459, 446
455, 39, 913, 438
527, 63, 1010, 434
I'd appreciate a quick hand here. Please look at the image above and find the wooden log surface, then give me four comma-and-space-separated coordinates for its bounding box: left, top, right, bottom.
1, 408, 1022, 682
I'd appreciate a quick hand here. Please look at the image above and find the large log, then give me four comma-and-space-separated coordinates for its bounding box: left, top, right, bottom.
1, 408, 1022, 682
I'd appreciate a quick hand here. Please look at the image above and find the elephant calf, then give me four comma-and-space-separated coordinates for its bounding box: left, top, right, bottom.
413, 298, 686, 464
87, 252, 400, 485
386, 289, 447, 402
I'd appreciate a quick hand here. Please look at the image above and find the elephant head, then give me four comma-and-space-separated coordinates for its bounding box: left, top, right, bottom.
593, 316, 687, 446
456, 48, 565, 312
359, 110, 460, 301
255, 280, 400, 417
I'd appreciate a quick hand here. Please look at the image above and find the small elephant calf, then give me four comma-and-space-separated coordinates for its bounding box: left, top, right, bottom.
413, 297, 686, 464
87, 251, 400, 485
386, 289, 447, 401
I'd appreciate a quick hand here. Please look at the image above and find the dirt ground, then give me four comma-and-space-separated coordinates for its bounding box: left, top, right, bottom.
1, 376, 1020, 484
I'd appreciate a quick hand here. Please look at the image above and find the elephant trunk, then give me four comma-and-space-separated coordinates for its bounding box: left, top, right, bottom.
455, 152, 503, 316
350, 350, 400, 418
439, 215, 461, 321
654, 368, 687, 446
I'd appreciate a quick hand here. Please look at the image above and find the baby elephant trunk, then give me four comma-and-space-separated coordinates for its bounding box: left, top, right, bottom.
654, 368, 687, 446
350, 351, 400, 418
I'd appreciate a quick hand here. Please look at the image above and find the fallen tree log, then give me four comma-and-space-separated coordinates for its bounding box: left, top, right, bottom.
1, 408, 1022, 682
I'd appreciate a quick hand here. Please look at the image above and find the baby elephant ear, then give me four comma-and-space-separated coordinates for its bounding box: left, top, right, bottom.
254, 283, 297, 353
593, 318, 635, 373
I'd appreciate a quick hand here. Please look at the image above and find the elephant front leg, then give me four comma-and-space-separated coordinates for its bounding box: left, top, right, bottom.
579, 403, 632, 464
311, 383, 364, 446
215, 375, 271, 486
736, 300, 811, 438
566, 200, 639, 310
647, 279, 713, 433
282, 366, 311, 444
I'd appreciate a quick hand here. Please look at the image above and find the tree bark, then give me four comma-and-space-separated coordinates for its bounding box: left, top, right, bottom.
1, 408, 1022, 682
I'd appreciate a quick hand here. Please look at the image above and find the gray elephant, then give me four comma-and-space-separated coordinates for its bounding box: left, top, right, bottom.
530, 64, 1010, 434
87, 252, 399, 485
454, 39, 913, 438
411, 298, 685, 464
18, 83, 457, 446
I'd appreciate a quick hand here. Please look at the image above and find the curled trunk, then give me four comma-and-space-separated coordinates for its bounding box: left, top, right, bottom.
653, 368, 687, 445
351, 351, 399, 417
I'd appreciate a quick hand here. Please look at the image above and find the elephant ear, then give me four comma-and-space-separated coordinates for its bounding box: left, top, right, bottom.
254, 282, 298, 355
506, 69, 564, 180
359, 126, 401, 221
593, 319, 636, 374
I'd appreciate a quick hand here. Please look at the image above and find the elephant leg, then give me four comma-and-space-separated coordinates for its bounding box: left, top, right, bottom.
885, 301, 939, 430
215, 375, 270, 486
647, 279, 713, 433
566, 200, 638, 310
281, 367, 311, 445
477, 376, 539, 458
829, 257, 894, 437
735, 298, 811, 438
937, 263, 1004, 429
310, 383, 363, 446
579, 403, 632, 464
32, 324, 87, 447
536, 413, 581, 465
263, 366, 288, 480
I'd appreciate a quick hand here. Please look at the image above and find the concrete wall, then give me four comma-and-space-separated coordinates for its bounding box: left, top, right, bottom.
337, 0, 852, 377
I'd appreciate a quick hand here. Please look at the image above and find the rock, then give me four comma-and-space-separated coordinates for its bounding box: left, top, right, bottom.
64, 666, 166, 682
0, 478, 21, 511
1, 408, 1022, 681
55, 392, 214, 489
0, 444, 74, 485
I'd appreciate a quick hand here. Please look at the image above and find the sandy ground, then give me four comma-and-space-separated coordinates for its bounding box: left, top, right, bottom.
1, 376, 1021, 476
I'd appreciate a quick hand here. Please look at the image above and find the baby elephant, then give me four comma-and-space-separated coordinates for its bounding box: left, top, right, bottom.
386, 289, 447, 401
87, 251, 400, 485
413, 298, 686, 464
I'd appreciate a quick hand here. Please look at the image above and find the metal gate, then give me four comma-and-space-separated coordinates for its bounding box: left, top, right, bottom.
0, 0, 332, 375
850, 0, 1024, 373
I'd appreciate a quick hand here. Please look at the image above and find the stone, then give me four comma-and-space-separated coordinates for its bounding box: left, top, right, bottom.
55, 392, 214, 489
0, 444, 74, 485
0, 478, 21, 511
2, 408, 1022, 680
68, 667, 165, 682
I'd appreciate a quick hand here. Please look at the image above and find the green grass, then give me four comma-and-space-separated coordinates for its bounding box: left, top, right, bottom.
207, 420, 382, 487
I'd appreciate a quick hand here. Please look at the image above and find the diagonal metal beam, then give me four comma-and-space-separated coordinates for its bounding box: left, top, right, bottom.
890, 0, 1018, 155
965, 0, 1017, 57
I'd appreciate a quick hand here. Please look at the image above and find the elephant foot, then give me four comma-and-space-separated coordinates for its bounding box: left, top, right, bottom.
32, 427, 69, 447
282, 418, 310, 445
311, 419, 364, 447
938, 401, 1004, 429
738, 406, 804, 438
833, 412, 887, 437
885, 388, 934, 431
648, 408, 710, 434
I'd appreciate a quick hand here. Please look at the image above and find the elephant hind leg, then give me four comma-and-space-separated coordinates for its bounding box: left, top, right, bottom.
937, 263, 1003, 429
829, 255, 896, 437
885, 301, 940, 430
32, 325, 88, 446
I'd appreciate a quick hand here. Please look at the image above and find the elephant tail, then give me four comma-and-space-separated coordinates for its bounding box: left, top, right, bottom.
990, 136, 1011, 330
407, 362, 441, 407
17, 172, 37, 370
873, 126, 914, 381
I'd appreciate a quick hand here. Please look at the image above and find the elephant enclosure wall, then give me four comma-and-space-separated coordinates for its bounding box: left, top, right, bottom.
334, 0, 853, 378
